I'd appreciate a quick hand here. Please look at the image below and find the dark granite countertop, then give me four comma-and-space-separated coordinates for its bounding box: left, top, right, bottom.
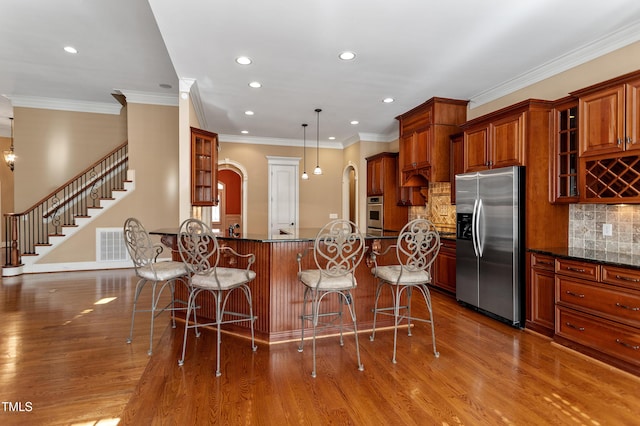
528, 247, 640, 270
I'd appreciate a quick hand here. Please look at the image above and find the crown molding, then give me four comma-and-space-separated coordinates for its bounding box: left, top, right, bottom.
114, 89, 178, 106
219, 133, 343, 149
8, 95, 122, 114
469, 20, 640, 109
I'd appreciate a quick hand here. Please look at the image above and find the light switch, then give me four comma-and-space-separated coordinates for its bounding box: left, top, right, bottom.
603, 223, 613, 237
329, 213, 338, 219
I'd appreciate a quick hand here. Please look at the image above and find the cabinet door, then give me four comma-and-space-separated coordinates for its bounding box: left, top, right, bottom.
400, 129, 430, 171
551, 101, 579, 203
626, 78, 640, 152
191, 127, 219, 206
367, 157, 384, 196
579, 85, 625, 157
399, 134, 415, 171
491, 112, 525, 169
530, 268, 556, 334
432, 240, 456, 293
464, 126, 489, 172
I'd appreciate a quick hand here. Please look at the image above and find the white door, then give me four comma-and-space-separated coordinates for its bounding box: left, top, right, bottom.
268, 157, 299, 237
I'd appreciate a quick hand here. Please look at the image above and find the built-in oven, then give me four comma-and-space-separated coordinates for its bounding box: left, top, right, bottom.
367, 196, 383, 230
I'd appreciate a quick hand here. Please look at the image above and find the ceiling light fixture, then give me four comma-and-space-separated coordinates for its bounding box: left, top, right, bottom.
244, 110, 254, 116
236, 56, 252, 65
248, 81, 262, 88
350, 120, 359, 125
313, 109, 322, 175
241, 130, 249, 134
339, 51, 356, 61
4, 117, 15, 171
64, 46, 78, 54
301, 123, 309, 180
382, 97, 394, 103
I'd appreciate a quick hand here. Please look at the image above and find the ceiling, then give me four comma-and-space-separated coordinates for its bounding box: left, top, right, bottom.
2, 0, 640, 146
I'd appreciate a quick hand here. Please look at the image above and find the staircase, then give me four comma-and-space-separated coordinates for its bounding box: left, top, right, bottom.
3, 141, 133, 276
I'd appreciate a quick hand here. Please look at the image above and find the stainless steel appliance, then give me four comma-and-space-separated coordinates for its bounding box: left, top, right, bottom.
366, 196, 383, 233
455, 166, 524, 326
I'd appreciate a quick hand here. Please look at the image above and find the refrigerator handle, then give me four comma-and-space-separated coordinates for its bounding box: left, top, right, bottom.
472, 198, 479, 257
476, 198, 484, 257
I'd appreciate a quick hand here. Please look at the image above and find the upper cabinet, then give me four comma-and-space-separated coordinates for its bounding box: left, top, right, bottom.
577, 76, 640, 157
191, 127, 219, 206
571, 70, 640, 203
450, 132, 464, 204
462, 110, 526, 172
396, 98, 468, 186
366, 152, 397, 196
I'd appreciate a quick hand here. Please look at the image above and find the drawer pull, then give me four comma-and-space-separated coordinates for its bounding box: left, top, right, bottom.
537, 260, 553, 266
565, 322, 585, 331
615, 302, 640, 311
614, 274, 640, 283
566, 266, 586, 273
615, 339, 640, 350
565, 290, 585, 298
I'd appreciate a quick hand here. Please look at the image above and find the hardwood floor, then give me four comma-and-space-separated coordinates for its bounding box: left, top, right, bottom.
1, 269, 639, 425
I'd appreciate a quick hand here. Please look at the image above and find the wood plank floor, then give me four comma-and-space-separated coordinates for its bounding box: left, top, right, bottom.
1, 269, 639, 425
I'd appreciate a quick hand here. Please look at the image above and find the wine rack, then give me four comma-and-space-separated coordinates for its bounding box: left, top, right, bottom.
582, 154, 640, 201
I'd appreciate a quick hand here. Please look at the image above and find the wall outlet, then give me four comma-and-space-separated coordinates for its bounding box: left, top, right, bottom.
603, 223, 613, 237
329, 213, 338, 219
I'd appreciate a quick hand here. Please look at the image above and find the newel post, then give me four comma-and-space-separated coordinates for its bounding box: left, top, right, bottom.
4, 213, 22, 267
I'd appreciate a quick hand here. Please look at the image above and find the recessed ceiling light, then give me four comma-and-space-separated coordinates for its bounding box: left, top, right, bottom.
248, 81, 262, 88
236, 56, 252, 65
328, 136, 336, 140
241, 130, 249, 134
382, 97, 394, 103
339, 51, 356, 61
159, 83, 172, 89
245, 110, 254, 116
64, 46, 78, 54
350, 120, 359, 125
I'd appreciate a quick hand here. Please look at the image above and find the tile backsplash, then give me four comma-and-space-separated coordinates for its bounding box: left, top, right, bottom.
569, 204, 640, 254
408, 182, 456, 234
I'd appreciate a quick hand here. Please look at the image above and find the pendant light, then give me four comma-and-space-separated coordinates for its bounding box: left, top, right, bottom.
3, 117, 15, 171
301, 123, 309, 180
313, 108, 322, 175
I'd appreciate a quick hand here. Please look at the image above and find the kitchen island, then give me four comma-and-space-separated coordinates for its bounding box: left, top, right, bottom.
151, 228, 402, 344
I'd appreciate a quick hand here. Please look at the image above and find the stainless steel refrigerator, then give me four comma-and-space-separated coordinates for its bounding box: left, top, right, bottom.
455, 166, 524, 327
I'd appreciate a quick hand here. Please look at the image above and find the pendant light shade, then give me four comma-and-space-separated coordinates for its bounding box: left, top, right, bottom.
313, 108, 322, 175
301, 123, 309, 180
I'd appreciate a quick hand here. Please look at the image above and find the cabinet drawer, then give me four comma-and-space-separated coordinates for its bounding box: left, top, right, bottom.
531, 253, 554, 271
602, 265, 640, 290
555, 258, 599, 281
556, 276, 640, 327
557, 308, 640, 367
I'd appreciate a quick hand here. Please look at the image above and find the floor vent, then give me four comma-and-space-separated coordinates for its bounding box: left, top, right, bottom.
97, 228, 129, 262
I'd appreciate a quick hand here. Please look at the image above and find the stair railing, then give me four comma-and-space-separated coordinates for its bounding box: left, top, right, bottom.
4, 141, 128, 268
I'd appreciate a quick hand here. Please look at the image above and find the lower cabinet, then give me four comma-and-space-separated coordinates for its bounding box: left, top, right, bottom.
528, 253, 556, 336
432, 239, 456, 294
553, 257, 640, 375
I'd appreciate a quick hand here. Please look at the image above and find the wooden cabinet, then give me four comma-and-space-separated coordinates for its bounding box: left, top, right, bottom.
450, 132, 464, 204
191, 127, 218, 206
527, 253, 556, 337
365, 152, 408, 230
571, 71, 640, 203
462, 111, 526, 172
432, 239, 456, 294
551, 98, 579, 203
577, 76, 640, 157
396, 98, 468, 187
553, 257, 640, 375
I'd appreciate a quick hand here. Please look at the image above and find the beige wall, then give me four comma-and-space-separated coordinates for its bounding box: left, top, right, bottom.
218, 141, 345, 233
13, 107, 128, 212
0, 135, 15, 239
38, 103, 179, 263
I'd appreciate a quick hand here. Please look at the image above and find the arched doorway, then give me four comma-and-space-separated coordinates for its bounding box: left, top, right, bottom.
218, 160, 248, 236
342, 161, 358, 228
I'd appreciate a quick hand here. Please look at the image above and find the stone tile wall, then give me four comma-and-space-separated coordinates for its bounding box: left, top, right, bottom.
569, 204, 640, 254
